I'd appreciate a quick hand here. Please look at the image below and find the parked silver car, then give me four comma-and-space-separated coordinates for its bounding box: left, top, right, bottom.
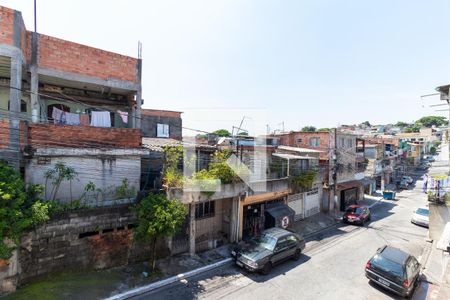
231, 227, 306, 274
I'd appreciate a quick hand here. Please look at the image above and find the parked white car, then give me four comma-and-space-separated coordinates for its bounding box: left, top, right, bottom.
411, 207, 429, 228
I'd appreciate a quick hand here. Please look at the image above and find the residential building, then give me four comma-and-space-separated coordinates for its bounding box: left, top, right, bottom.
0, 5, 144, 204
272, 130, 365, 213
141, 109, 182, 140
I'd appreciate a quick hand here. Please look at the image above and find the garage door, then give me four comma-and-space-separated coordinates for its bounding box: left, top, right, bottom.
287, 193, 304, 221
305, 188, 320, 217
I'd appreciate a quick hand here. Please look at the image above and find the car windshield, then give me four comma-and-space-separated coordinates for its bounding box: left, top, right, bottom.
416, 208, 429, 216
252, 234, 277, 251
371, 254, 404, 278
346, 207, 363, 214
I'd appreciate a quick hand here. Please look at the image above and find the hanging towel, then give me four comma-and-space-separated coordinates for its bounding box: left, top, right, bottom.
80, 114, 90, 126
52, 107, 66, 124
117, 110, 128, 123
65, 112, 80, 125
90, 111, 111, 127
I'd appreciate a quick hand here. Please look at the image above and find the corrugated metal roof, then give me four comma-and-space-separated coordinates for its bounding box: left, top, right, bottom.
142, 138, 182, 152
142, 137, 216, 152
277, 145, 323, 153
272, 153, 316, 160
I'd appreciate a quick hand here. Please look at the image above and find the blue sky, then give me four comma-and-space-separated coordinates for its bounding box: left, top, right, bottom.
2, 0, 450, 134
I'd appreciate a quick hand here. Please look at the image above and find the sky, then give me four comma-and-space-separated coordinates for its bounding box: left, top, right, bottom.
2, 0, 450, 135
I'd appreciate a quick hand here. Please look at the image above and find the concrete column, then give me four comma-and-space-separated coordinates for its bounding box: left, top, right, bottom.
131, 105, 136, 128
30, 32, 39, 123
189, 202, 196, 257
9, 56, 22, 169
229, 197, 239, 243
135, 58, 142, 129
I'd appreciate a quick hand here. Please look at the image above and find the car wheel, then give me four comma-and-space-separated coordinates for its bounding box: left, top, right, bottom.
261, 262, 272, 275
292, 249, 301, 261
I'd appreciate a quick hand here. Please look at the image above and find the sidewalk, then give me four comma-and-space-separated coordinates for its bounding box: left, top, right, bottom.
291, 212, 337, 238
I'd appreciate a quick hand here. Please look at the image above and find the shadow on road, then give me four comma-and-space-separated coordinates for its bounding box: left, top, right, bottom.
244, 254, 311, 283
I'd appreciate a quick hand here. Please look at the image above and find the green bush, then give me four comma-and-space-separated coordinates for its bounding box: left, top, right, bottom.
0, 161, 50, 259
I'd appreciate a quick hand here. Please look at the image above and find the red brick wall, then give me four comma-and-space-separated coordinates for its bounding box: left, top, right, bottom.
28, 124, 142, 148
142, 109, 182, 118
0, 119, 9, 149
277, 131, 331, 160
0, 6, 14, 44
38, 34, 138, 83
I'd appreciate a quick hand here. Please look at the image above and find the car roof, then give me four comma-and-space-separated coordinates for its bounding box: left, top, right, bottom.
262, 227, 291, 239
347, 204, 364, 209
379, 246, 410, 264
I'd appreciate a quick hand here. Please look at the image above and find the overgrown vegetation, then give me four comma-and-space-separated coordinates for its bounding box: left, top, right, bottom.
133, 193, 187, 270
291, 169, 318, 189
0, 161, 50, 260
162, 146, 184, 188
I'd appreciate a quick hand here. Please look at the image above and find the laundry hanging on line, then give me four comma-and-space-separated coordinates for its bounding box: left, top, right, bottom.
117, 110, 128, 123
52, 107, 66, 124
90, 111, 111, 127
65, 112, 80, 125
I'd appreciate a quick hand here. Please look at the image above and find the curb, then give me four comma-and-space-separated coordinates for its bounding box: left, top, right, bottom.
105, 258, 233, 300
107, 196, 387, 299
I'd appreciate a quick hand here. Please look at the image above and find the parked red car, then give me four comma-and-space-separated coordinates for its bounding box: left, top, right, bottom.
343, 205, 371, 225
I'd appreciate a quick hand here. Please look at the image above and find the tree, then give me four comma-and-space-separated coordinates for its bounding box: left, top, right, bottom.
44, 162, 78, 201
317, 128, 330, 132
237, 131, 249, 136
416, 116, 448, 128
0, 161, 49, 260
361, 121, 371, 127
301, 126, 316, 132
133, 193, 187, 270
213, 129, 231, 137
395, 121, 409, 128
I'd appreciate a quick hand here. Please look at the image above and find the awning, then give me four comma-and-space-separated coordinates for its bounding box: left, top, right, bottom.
337, 180, 362, 190
265, 204, 295, 229
272, 153, 317, 160
265, 204, 295, 220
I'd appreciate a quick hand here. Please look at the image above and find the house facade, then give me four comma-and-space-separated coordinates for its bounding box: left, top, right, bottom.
0, 5, 144, 204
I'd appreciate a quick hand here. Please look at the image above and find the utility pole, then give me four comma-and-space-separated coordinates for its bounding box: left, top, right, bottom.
333, 128, 338, 217
381, 141, 385, 191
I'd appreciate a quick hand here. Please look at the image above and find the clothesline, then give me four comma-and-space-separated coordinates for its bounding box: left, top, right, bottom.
422, 174, 450, 195
51, 107, 128, 128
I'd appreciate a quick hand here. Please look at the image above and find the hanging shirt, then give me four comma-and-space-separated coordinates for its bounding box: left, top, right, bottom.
65, 112, 80, 125
52, 107, 66, 124
90, 111, 111, 127
80, 114, 90, 126
117, 110, 128, 123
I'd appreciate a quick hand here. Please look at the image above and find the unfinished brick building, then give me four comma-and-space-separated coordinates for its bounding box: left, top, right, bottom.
0, 5, 144, 203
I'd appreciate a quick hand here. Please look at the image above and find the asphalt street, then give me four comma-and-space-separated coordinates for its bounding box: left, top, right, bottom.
133, 178, 430, 300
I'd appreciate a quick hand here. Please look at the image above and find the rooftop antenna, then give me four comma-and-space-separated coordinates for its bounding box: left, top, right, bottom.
34, 0, 37, 32
138, 41, 142, 59
233, 116, 251, 136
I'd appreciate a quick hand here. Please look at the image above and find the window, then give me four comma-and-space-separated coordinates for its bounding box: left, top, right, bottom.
346, 138, 354, 148
7, 100, 27, 112
339, 137, 345, 148
371, 254, 404, 278
157, 123, 169, 138
309, 137, 320, 147
195, 201, 215, 219
296, 138, 302, 144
